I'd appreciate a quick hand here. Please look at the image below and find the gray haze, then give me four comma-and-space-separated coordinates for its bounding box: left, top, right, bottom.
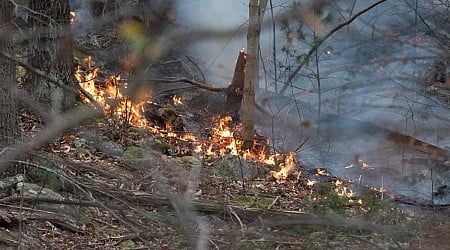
176, 0, 450, 206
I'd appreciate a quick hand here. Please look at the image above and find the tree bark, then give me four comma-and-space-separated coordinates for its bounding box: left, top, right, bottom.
26, 0, 75, 111
0, 0, 21, 149
242, 0, 267, 149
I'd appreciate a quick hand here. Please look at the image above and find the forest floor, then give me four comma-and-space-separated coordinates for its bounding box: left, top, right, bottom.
1, 17, 449, 249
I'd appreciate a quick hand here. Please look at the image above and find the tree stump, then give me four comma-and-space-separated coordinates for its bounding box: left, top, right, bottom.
224, 50, 246, 122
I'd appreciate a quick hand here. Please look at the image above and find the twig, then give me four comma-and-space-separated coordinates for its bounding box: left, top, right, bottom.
185, 54, 206, 82
294, 137, 309, 152
209, 239, 220, 250
242, 238, 304, 246
348, 234, 385, 250
228, 206, 245, 234
266, 195, 280, 210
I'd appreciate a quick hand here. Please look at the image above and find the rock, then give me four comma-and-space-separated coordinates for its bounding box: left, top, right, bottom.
16, 183, 89, 224
97, 141, 124, 157
0, 174, 24, 193
75, 131, 124, 157
123, 146, 147, 159
176, 156, 202, 167
210, 155, 269, 181
118, 239, 135, 249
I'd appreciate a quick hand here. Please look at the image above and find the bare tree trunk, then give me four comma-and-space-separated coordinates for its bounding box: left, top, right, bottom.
0, 0, 21, 149
242, 0, 267, 149
26, 0, 75, 112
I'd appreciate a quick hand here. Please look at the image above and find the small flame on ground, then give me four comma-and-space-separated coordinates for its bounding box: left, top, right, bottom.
75, 56, 148, 128
306, 179, 316, 186
334, 179, 354, 198
272, 151, 297, 182
316, 168, 328, 176
70, 11, 76, 24
172, 95, 183, 106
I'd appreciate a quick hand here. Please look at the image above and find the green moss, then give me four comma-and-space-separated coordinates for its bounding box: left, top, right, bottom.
177, 156, 202, 167
73, 43, 91, 59
150, 138, 174, 154
237, 241, 275, 250
128, 126, 149, 135
139, 211, 177, 226
118, 240, 135, 249
81, 117, 107, 125
27, 164, 63, 192
232, 194, 274, 209
123, 146, 146, 159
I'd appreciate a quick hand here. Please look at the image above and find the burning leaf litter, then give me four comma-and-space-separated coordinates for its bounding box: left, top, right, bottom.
75, 56, 364, 202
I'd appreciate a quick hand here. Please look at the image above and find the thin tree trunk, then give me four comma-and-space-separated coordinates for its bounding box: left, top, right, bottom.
242, 0, 267, 149
26, 0, 75, 111
0, 0, 21, 149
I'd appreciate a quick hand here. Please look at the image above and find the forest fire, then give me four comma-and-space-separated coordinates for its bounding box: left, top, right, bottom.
75, 56, 298, 182
73, 57, 364, 207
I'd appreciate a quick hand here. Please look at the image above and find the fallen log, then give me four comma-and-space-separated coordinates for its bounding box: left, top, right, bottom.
117, 190, 409, 237
388, 131, 450, 169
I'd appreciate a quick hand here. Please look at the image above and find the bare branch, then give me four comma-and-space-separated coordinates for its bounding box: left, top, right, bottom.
1, 51, 101, 109
145, 77, 228, 92
279, 0, 388, 95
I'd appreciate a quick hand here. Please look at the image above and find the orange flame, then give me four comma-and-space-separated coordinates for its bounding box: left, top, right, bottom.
76, 57, 299, 182
75, 56, 148, 127
70, 11, 76, 24
271, 151, 297, 182
172, 95, 183, 106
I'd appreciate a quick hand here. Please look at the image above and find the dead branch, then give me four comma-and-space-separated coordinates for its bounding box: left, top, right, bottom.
145, 77, 227, 92
0, 203, 85, 233
388, 131, 450, 161
0, 196, 102, 207
115, 190, 408, 237
0, 51, 101, 109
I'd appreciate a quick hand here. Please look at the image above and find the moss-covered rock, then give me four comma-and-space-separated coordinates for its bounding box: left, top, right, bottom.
123, 146, 146, 159
210, 155, 269, 181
